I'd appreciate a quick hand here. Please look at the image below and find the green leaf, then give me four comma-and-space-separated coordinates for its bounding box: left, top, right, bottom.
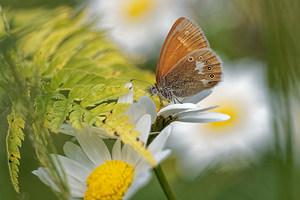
80, 86, 129, 107
68, 84, 104, 100
83, 110, 102, 126
51, 68, 109, 90
49, 94, 72, 133
33, 24, 81, 75
6, 111, 25, 193
69, 104, 84, 130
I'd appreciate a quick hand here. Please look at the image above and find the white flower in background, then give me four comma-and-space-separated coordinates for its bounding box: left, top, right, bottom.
88, 0, 190, 55
167, 60, 272, 179
33, 125, 172, 199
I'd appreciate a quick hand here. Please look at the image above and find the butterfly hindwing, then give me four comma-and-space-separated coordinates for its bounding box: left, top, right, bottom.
162, 49, 222, 97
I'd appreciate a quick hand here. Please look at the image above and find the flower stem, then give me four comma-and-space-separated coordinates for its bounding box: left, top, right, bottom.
154, 165, 176, 200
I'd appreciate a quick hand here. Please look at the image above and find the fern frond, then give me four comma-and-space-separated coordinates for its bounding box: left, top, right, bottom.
49, 93, 72, 133
34, 26, 81, 74
6, 111, 25, 193
51, 68, 107, 90
69, 104, 84, 130
80, 85, 129, 107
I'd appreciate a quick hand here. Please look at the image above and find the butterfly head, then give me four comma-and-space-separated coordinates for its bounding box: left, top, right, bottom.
148, 83, 174, 104
148, 83, 158, 97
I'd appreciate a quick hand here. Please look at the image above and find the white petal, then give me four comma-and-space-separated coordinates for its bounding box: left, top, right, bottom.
89, 126, 115, 139
60, 123, 114, 139
178, 112, 231, 123
123, 170, 152, 200
170, 105, 220, 117
53, 155, 91, 182
135, 114, 151, 143
112, 138, 122, 160
67, 174, 87, 198
132, 159, 150, 174
182, 89, 212, 104
137, 96, 157, 124
149, 126, 172, 154
184, 105, 220, 113
153, 149, 172, 164
158, 103, 199, 117
118, 82, 133, 104
33, 167, 86, 198
128, 103, 146, 125
60, 123, 75, 136
121, 144, 134, 165
75, 128, 111, 166
63, 142, 96, 170
32, 167, 59, 192
129, 151, 143, 168
122, 144, 145, 167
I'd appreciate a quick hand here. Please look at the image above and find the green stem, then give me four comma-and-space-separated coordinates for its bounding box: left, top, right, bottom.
154, 165, 176, 200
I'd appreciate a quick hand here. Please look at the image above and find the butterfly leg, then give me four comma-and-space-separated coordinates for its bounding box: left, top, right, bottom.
170, 91, 182, 104
174, 96, 183, 104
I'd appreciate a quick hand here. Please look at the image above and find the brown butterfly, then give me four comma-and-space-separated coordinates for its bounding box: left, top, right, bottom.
148, 17, 222, 106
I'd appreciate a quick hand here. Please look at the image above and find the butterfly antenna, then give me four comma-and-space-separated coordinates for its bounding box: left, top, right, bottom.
130, 79, 154, 87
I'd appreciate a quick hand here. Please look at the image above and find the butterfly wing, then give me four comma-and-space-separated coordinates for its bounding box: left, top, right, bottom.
156, 17, 210, 84
162, 49, 222, 97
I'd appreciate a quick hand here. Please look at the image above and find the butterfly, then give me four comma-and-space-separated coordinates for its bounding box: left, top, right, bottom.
148, 17, 222, 106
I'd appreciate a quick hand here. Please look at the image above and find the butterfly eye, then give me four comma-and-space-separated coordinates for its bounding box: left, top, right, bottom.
210, 74, 214, 78
207, 66, 212, 70
188, 56, 194, 62
199, 56, 203, 60
208, 81, 213, 84
205, 60, 210, 64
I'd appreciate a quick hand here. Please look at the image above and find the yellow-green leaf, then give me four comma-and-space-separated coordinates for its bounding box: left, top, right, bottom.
80, 86, 129, 107
100, 107, 157, 166
49, 95, 72, 133
6, 112, 25, 193
69, 104, 84, 130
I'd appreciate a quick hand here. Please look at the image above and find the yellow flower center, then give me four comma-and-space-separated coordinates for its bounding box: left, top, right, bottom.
204, 102, 243, 133
84, 159, 134, 200
124, 0, 154, 20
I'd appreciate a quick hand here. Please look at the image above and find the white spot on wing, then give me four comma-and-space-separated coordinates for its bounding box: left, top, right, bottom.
195, 61, 205, 74
201, 79, 209, 85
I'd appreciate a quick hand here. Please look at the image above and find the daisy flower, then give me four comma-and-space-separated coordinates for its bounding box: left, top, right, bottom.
167, 60, 272, 179
33, 124, 172, 199
88, 0, 190, 54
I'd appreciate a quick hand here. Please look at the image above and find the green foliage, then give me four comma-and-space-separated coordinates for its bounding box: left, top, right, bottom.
6, 111, 25, 193
0, 6, 157, 195
48, 93, 72, 133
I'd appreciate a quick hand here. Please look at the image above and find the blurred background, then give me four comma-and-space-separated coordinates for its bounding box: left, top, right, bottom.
0, 0, 299, 199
